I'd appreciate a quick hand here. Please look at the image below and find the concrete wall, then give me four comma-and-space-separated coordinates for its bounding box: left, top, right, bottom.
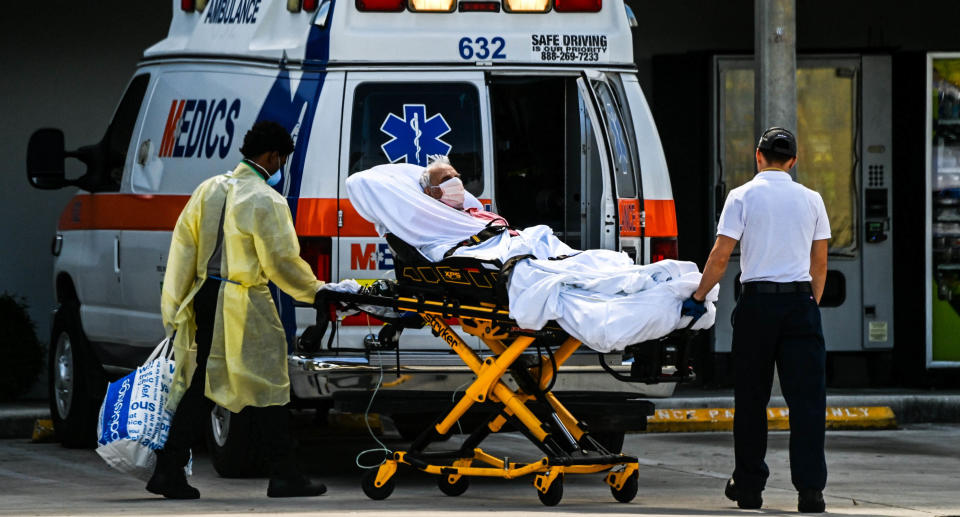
0, 2, 170, 396
629, 0, 960, 97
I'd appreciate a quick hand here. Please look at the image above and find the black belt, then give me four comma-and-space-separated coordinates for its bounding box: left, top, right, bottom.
443, 224, 508, 259
741, 281, 812, 294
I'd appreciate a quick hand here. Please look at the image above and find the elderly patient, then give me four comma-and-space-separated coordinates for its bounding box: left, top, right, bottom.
345, 157, 718, 352
418, 156, 511, 230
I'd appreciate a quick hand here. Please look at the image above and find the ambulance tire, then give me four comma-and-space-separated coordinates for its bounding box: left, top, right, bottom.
206, 405, 268, 478
48, 302, 106, 449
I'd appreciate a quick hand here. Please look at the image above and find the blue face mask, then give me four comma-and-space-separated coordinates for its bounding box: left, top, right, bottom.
266, 170, 282, 187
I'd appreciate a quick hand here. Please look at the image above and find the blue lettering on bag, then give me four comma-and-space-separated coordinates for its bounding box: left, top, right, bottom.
99, 373, 135, 445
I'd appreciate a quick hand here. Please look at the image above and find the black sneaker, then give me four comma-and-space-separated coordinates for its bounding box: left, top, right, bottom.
146, 466, 200, 499
798, 490, 825, 513
725, 477, 762, 509
267, 476, 327, 498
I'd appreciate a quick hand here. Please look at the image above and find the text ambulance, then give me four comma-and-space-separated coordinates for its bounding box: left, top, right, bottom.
27, 0, 678, 471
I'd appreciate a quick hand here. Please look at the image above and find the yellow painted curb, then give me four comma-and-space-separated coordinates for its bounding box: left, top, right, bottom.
645, 406, 897, 433
31, 419, 55, 443
328, 411, 384, 435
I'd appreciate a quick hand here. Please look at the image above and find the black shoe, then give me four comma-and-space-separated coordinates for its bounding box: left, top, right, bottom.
267, 476, 327, 498
146, 464, 200, 499
798, 490, 825, 513
725, 477, 762, 509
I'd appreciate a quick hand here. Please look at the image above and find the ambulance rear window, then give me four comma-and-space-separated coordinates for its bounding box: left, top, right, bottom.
348, 82, 483, 195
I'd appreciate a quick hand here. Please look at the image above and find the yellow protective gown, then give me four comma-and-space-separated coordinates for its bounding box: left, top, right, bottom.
161, 163, 323, 413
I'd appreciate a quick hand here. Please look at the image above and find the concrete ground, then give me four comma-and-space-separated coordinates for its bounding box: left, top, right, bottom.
1, 423, 958, 516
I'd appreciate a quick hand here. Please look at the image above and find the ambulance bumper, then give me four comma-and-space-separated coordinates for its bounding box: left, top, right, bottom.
287, 353, 678, 400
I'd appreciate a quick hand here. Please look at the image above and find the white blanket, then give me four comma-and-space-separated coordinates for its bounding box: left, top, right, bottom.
345, 164, 718, 353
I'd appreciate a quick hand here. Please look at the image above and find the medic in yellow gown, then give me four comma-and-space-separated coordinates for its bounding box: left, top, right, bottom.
151, 121, 326, 500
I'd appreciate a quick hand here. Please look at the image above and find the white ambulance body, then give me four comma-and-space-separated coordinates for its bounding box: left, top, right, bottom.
29, 0, 679, 462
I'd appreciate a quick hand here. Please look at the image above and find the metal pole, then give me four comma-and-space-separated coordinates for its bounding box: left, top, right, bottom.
755, 0, 797, 179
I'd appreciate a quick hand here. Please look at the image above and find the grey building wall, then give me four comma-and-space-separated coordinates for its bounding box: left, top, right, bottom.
629, 0, 960, 99
1, 2, 170, 396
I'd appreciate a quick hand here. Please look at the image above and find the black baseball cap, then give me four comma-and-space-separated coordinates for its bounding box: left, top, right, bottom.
757, 127, 797, 157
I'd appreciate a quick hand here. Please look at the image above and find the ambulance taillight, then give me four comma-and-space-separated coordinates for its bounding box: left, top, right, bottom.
288, 0, 321, 11
553, 0, 601, 11
502, 0, 549, 12
180, 0, 207, 11
355, 0, 405, 11
650, 238, 678, 263
299, 237, 332, 282
409, 0, 456, 12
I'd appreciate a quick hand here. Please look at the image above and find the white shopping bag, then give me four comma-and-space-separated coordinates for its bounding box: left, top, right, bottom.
95, 337, 189, 481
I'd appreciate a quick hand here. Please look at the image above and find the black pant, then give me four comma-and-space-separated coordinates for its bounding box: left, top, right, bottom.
158, 279, 296, 478
732, 290, 827, 493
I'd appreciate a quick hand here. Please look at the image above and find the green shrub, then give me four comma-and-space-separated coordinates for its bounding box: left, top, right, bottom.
0, 293, 44, 402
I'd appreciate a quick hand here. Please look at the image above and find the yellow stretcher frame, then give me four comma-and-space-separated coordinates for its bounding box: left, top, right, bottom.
360, 298, 642, 506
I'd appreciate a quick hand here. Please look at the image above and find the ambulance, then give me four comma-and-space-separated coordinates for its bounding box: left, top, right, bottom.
27, 0, 679, 472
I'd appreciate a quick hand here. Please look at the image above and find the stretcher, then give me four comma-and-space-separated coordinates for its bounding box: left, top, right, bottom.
308, 234, 697, 506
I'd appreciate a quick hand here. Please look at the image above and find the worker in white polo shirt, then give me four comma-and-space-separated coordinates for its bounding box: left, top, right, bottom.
682, 127, 830, 513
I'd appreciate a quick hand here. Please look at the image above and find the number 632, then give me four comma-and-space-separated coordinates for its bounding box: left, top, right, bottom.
458, 37, 507, 60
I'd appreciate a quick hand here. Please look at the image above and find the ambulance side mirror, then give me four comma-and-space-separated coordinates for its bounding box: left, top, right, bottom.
27, 128, 68, 190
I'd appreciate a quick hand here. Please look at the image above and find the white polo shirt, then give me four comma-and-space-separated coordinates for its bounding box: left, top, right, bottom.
717, 169, 831, 283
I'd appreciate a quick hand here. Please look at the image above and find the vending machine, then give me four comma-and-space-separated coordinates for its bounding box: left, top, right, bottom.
927, 53, 960, 368
709, 54, 895, 354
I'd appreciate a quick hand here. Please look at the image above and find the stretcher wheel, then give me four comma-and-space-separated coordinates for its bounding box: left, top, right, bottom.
537, 476, 563, 506
437, 474, 469, 496
361, 468, 396, 500
610, 471, 638, 503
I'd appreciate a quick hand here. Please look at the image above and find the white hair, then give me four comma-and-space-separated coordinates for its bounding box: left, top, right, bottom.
420, 154, 451, 189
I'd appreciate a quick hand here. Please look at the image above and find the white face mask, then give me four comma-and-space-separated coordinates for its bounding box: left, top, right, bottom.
438, 177, 465, 210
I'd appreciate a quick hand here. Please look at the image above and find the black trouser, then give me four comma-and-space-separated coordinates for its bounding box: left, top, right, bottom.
157, 279, 296, 478
731, 289, 827, 493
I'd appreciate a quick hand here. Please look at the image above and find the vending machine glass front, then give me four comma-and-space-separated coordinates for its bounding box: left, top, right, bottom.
928, 55, 960, 366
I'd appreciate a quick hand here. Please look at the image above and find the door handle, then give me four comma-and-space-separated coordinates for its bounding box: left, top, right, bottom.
714, 182, 727, 221
113, 237, 121, 275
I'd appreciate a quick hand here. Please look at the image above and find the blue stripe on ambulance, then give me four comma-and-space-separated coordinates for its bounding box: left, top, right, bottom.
255, 4, 336, 352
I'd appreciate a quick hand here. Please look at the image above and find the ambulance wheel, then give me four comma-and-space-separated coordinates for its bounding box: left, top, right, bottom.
361, 467, 396, 500
610, 471, 639, 503
537, 475, 563, 506
48, 301, 105, 449
437, 473, 469, 496
207, 405, 268, 478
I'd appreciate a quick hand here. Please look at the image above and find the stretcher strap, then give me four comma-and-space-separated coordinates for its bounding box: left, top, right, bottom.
495, 253, 535, 306
443, 223, 508, 259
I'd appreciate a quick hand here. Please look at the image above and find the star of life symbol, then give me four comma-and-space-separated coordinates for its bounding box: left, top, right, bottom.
380, 104, 452, 166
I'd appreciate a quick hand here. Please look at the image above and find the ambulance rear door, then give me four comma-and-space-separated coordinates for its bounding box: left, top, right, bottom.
335, 70, 491, 351
579, 70, 642, 254
486, 71, 623, 252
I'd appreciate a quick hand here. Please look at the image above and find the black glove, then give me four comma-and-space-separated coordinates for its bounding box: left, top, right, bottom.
302, 289, 337, 355
313, 288, 332, 310
680, 295, 707, 323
